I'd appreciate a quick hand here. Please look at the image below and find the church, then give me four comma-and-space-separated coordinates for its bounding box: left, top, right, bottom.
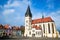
24, 6, 58, 38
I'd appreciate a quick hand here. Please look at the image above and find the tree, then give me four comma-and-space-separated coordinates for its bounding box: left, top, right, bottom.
20, 25, 25, 34
0, 24, 4, 29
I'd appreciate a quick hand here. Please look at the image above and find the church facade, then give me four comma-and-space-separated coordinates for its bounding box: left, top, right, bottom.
24, 6, 58, 38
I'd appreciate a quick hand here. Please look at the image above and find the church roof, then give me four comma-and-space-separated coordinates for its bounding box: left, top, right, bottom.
32, 17, 54, 24
12, 26, 21, 30
25, 6, 32, 17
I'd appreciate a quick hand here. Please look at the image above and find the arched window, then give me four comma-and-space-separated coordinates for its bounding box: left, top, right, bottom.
29, 31, 31, 35
48, 23, 50, 33
39, 25, 42, 30
43, 24, 45, 33
52, 23, 54, 33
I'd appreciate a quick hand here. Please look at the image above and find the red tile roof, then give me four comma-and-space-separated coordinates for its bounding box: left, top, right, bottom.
32, 25, 42, 30
32, 17, 54, 24
4, 24, 9, 29
12, 27, 20, 30
0, 24, 3, 29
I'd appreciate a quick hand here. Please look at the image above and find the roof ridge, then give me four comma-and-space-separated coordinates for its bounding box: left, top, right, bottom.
32, 17, 53, 24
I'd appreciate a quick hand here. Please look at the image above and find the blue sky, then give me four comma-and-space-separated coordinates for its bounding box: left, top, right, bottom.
0, 0, 60, 30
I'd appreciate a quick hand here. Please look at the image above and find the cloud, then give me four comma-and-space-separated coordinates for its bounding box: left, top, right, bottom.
32, 12, 46, 19
4, 1, 19, 8
2, 0, 31, 26
4, 0, 31, 8
0, 5, 3, 8
46, 0, 54, 9
47, 10, 60, 30
3, 0, 31, 14
57, 10, 60, 14
47, 4, 54, 9
3, 9, 15, 15
1, 0, 60, 29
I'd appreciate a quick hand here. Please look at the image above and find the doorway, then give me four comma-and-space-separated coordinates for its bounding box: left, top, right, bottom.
32, 34, 35, 37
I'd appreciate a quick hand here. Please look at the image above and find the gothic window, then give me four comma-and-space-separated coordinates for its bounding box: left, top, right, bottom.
39, 25, 41, 26
48, 23, 50, 33
29, 31, 31, 35
29, 19, 31, 22
52, 23, 54, 33
43, 24, 45, 33
33, 30, 35, 32
39, 25, 42, 30
38, 32, 41, 35
39, 25, 41, 27
36, 32, 37, 35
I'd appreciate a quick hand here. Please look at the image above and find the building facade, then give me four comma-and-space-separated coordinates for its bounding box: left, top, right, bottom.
0, 24, 22, 37
24, 6, 58, 38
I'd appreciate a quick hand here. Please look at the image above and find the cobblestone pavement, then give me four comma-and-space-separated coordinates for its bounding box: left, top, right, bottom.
0, 37, 60, 40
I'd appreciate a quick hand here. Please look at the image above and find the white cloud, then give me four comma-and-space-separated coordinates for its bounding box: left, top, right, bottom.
4, 1, 20, 8
0, 5, 3, 8
57, 10, 60, 14
2, 0, 31, 26
15, 15, 23, 22
47, 10, 60, 30
46, 0, 54, 9
22, 0, 31, 5
32, 12, 46, 19
7, 0, 11, 4
32, 13, 42, 19
3, 0, 31, 15
4, 0, 31, 8
3, 9, 15, 15
47, 4, 54, 9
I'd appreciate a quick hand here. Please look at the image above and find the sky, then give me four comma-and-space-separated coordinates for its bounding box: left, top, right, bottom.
0, 0, 60, 30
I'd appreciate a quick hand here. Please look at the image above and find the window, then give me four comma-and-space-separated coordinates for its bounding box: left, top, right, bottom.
39, 25, 41, 27
52, 23, 54, 33
29, 31, 31, 35
36, 32, 37, 35
32, 30, 35, 32
39, 25, 42, 30
48, 23, 50, 33
43, 24, 45, 33
38, 32, 40, 35
29, 20, 31, 22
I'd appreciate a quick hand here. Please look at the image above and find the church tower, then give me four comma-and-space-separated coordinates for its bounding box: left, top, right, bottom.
24, 6, 32, 37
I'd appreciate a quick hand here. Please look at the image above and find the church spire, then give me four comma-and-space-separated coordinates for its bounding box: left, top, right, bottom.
42, 12, 44, 19
25, 5, 32, 17
42, 12, 44, 23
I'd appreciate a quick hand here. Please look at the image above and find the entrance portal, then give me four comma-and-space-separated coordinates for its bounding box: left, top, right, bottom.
32, 34, 35, 37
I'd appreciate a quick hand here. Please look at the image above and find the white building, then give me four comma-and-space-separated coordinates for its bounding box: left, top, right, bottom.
24, 6, 59, 38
